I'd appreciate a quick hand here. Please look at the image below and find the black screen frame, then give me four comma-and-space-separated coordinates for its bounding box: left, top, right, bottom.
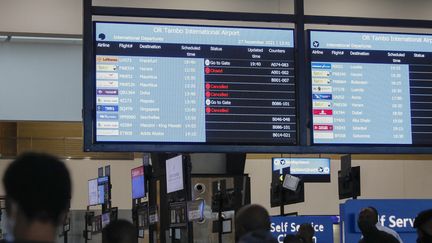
83, 0, 432, 154
308, 29, 432, 148
271, 157, 331, 183
83, 6, 304, 153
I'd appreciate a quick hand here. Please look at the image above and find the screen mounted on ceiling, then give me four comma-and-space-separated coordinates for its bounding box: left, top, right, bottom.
310, 30, 432, 145
131, 166, 145, 199
166, 155, 184, 194
88, 176, 109, 206
272, 157, 331, 182
92, 22, 297, 147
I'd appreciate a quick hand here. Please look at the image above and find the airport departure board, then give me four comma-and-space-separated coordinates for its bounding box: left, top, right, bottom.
94, 22, 297, 145
310, 30, 432, 145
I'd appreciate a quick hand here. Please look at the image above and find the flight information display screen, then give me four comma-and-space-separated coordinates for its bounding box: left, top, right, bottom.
94, 22, 296, 145
310, 30, 432, 145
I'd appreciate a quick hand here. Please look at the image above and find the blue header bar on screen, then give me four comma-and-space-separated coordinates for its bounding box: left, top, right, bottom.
95, 22, 294, 48
310, 30, 432, 52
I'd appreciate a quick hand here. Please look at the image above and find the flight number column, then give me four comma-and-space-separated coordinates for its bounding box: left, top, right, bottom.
97, 55, 206, 142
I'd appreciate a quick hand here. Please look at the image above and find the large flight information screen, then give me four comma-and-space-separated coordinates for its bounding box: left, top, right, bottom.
310, 30, 432, 145
94, 22, 296, 145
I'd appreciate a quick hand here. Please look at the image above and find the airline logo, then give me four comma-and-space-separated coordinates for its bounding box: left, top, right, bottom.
312, 78, 331, 85
97, 97, 119, 104
313, 86, 332, 93
97, 72, 118, 80
97, 121, 119, 129
273, 158, 289, 167
97, 89, 118, 95
314, 132, 334, 139
313, 94, 332, 100
97, 64, 118, 71
312, 70, 330, 77
313, 101, 332, 108
97, 81, 119, 88
96, 56, 119, 63
97, 130, 119, 136
97, 105, 119, 112
314, 125, 334, 131
98, 114, 119, 120
312, 63, 332, 69
314, 116, 334, 124
313, 109, 333, 115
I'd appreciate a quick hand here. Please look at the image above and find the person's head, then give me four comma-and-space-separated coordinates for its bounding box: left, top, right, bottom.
367, 206, 379, 224
357, 208, 378, 235
3, 152, 71, 240
297, 223, 315, 242
235, 204, 271, 240
102, 220, 137, 243
283, 234, 302, 243
414, 209, 432, 238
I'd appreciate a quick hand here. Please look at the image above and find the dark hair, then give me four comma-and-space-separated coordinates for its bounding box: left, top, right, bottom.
358, 208, 378, 235
414, 209, 432, 228
235, 204, 271, 240
3, 152, 71, 225
297, 223, 315, 243
284, 234, 302, 243
102, 220, 137, 243
367, 206, 379, 224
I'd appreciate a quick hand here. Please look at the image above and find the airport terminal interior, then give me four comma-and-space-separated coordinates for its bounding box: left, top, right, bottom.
1, 0, 432, 242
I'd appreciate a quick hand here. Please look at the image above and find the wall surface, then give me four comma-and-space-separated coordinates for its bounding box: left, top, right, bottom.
0, 0, 83, 35
2, 0, 432, 35
0, 0, 290, 35
0, 42, 82, 121
305, 0, 432, 19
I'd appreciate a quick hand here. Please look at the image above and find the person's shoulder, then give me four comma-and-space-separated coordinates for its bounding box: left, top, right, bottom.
377, 225, 403, 242
381, 225, 399, 234
238, 230, 278, 243
383, 226, 403, 242
379, 231, 400, 243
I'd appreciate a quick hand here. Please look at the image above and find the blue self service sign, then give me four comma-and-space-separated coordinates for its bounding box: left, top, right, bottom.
340, 199, 432, 243
270, 216, 334, 243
